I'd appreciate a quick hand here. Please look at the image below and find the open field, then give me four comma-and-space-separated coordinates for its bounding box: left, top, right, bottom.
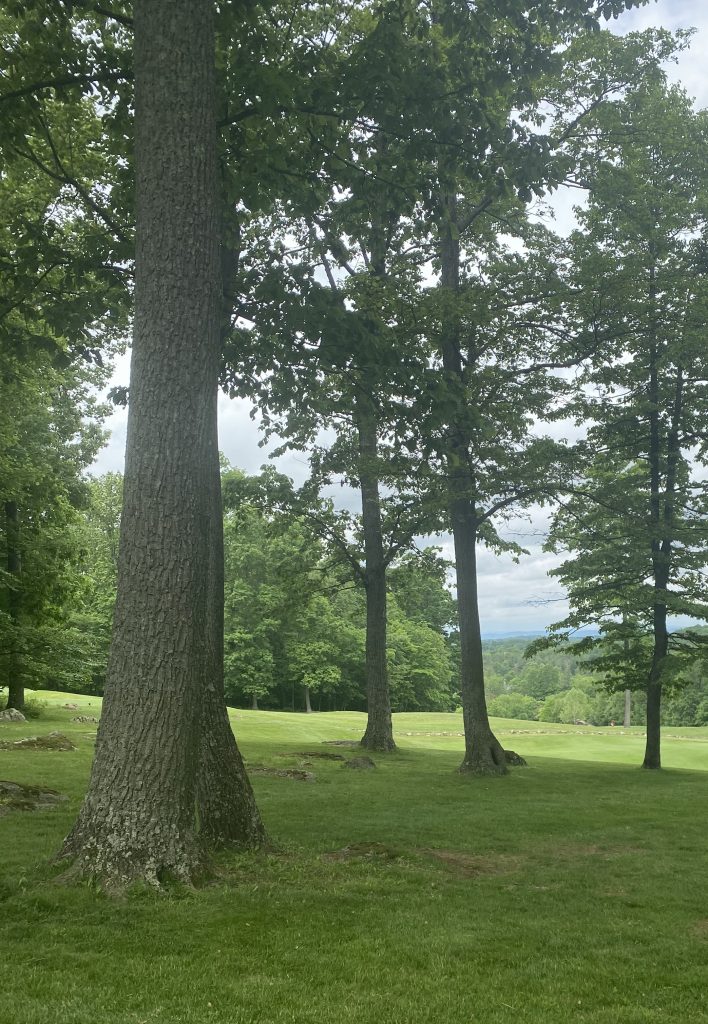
2, 693, 708, 1024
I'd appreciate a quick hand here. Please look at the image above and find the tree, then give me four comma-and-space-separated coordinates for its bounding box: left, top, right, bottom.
0, 350, 107, 707
58, 0, 263, 887
540, 78, 708, 768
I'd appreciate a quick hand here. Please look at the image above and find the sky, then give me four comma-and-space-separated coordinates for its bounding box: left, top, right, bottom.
91, 0, 708, 636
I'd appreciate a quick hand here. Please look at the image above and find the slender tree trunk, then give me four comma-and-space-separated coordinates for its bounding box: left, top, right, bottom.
623, 690, 632, 728
452, 503, 507, 773
439, 189, 505, 774
4, 500, 23, 711
58, 0, 220, 886
357, 388, 396, 753
304, 685, 313, 714
643, 607, 667, 769
643, 361, 683, 770
196, 399, 266, 849
251, 693, 259, 711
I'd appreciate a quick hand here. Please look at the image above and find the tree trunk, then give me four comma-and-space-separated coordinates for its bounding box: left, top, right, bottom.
623, 689, 632, 728
357, 389, 396, 753
438, 188, 505, 775
304, 685, 313, 714
453, 505, 507, 774
196, 399, 266, 849
4, 500, 23, 711
251, 693, 259, 711
643, 628, 665, 770
58, 0, 220, 887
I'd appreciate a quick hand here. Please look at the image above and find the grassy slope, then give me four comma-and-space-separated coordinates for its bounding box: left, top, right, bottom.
2, 692, 708, 1024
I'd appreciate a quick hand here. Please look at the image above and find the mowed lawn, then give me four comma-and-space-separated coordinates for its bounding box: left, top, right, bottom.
2, 694, 708, 1024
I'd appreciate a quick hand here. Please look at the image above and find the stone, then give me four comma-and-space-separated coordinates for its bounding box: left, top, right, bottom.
343, 756, 377, 770
0, 780, 68, 815
0, 731, 76, 751
0, 708, 26, 723
504, 749, 528, 766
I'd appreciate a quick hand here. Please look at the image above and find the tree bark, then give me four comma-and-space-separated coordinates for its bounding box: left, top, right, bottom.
196, 397, 266, 849
357, 388, 396, 753
439, 188, 506, 775
251, 693, 259, 711
304, 684, 313, 714
4, 501, 24, 711
623, 689, 632, 728
58, 0, 220, 887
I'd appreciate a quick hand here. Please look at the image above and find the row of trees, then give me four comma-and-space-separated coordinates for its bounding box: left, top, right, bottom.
7, 456, 707, 730
3, 0, 707, 887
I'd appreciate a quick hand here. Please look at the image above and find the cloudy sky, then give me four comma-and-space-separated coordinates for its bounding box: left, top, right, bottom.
92, 0, 707, 635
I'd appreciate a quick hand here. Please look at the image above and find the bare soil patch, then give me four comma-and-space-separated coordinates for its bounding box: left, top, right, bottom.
420, 848, 522, 878
248, 765, 316, 783
280, 751, 346, 761
324, 842, 403, 862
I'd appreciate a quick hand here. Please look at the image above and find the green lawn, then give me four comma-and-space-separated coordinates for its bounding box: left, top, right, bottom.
2, 693, 708, 1023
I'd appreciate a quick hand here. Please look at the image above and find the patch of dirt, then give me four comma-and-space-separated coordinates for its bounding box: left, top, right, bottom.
248, 765, 316, 783
0, 780, 68, 816
325, 842, 403, 861
420, 848, 521, 878
551, 843, 645, 861
322, 740, 361, 747
343, 756, 376, 770
279, 751, 346, 761
0, 731, 76, 751
692, 920, 708, 939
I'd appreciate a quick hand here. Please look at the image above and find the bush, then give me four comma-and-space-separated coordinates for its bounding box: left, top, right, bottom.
487, 693, 539, 720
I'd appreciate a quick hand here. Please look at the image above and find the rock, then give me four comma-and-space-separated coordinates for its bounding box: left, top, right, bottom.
0, 779, 68, 816
504, 749, 528, 766
0, 731, 76, 751
343, 756, 377, 770
0, 708, 26, 723
71, 716, 99, 724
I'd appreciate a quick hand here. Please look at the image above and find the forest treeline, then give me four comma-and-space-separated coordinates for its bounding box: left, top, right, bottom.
5, 466, 706, 728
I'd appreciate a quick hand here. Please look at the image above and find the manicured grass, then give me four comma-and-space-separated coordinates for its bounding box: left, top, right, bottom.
2, 694, 708, 1023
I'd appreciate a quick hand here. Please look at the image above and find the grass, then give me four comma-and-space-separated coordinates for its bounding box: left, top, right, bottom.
2, 692, 708, 1023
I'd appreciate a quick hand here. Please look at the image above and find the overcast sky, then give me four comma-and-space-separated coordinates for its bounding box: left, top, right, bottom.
92, 0, 707, 635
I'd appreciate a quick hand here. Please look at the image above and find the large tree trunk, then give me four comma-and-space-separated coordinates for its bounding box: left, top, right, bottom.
196, 398, 266, 849
58, 0, 220, 887
439, 188, 505, 775
357, 389, 396, 753
4, 500, 24, 711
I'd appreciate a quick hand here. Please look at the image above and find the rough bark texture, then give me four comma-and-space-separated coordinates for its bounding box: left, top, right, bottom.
357, 389, 396, 753
58, 0, 220, 886
196, 415, 266, 849
439, 189, 506, 776
4, 501, 24, 711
